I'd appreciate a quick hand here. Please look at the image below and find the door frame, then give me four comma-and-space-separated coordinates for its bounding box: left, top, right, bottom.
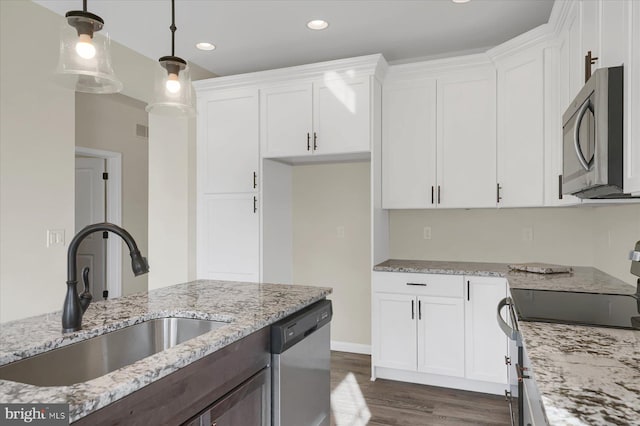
75, 146, 123, 298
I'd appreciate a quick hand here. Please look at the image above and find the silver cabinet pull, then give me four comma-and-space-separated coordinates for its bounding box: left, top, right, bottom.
437, 185, 441, 204
411, 300, 415, 320
497, 183, 502, 203
573, 98, 594, 171
253, 196, 257, 213
253, 172, 257, 189
307, 133, 311, 151
313, 132, 318, 150
431, 186, 434, 204
418, 300, 422, 320
406, 282, 427, 286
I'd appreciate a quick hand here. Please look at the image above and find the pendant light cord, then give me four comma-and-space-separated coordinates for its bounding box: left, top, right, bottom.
83, 0, 87, 12
170, 0, 177, 57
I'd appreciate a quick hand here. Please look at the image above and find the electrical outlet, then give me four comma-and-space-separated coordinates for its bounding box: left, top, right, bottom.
337, 226, 345, 238
521, 227, 533, 242
47, 229, 65, 247
423, 226, 432, 240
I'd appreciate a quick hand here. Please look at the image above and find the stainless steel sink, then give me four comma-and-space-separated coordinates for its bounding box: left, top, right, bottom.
0, 317, 227, 386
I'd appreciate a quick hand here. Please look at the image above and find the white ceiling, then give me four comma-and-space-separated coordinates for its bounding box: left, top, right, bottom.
35, 0, 554, 77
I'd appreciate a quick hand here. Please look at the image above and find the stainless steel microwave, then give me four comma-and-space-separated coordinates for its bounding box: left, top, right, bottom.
562, 66, 624, 199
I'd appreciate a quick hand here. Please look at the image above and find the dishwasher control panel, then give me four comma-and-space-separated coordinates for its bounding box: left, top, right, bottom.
271, 299, 332, 354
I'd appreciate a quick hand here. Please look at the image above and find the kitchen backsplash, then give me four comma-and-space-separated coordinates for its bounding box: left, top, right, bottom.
390, 204, 640, 286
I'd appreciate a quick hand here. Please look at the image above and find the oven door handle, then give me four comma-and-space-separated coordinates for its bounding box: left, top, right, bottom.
573, 99, 594, 171
497, 297, 519, 342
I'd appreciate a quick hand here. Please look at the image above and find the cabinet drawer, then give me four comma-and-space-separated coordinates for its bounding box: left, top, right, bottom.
373, 272, 463, 298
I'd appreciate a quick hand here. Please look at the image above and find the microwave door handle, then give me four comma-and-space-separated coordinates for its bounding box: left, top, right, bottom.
573, 100, 594, 172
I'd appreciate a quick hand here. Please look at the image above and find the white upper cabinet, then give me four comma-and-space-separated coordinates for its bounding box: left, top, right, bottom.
381, 60, 497, 209
496, 47, 545, 207
198, 88, 260, 194
437, 66, 497, 208
314, 76, 371, 154
382, 78, 437, 208
261, 75, 371, 159
629, 0, 640, 195
260, 84, 313, 158
198, 193, 260, 282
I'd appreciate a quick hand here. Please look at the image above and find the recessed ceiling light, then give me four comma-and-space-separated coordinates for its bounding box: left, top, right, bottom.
307, 19, 329, 30
196, 42, 216, 51
452, 0, 471, 3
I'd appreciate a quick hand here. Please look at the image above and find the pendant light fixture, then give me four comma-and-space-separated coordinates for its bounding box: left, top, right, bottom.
146, 0, 193, 115
56, 0, 122, 94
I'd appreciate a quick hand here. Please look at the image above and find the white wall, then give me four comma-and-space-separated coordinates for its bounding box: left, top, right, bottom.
390, 204, 640, 286
0, 0, 213, 322
292, 162, 372, 347
75, 93, 149, 295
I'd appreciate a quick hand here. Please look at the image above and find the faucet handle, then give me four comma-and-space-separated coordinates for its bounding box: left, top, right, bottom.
79, 266, 93, 313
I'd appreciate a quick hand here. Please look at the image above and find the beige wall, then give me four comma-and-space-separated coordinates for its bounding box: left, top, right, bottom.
292, 162, 372, 346
0, 0, 213, 322
0, 0, 75, 322
390, 204, 640, 286
75, 93, 149, 295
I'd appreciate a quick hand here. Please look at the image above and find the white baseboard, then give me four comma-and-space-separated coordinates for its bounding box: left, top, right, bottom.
331, 340, 372, 355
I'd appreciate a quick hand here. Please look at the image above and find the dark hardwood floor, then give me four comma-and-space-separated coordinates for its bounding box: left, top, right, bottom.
330, 351, 512, 426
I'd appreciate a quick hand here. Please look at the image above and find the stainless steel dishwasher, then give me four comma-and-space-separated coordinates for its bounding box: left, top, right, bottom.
271, 299, 332, 426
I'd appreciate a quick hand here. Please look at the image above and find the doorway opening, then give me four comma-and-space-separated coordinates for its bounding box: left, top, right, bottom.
75, 147, 123, 299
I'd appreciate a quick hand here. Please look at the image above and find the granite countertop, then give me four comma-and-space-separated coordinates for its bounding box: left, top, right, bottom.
0, 280, 331, 422
374, 259, 639, 425
374, 259, 637, 294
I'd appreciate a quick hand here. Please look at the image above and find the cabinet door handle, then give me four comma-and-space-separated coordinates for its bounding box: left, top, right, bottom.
497, 183, 502, 204
307, 133, 311, 151
253, 172, 257, 189
313, 132, 318, 150
558, 175, 563, 200
411, 300, 415, 320
418, 300, 422, 320
431, 186, 434, 204
253, 196, 257, 213
467, 280, 470, 301
406, 282, 427, 286
437, 186, 441, 204
505, 355, 512, 366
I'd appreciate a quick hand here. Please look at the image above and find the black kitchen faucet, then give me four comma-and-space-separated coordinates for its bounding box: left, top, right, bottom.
62, 222, 149, 333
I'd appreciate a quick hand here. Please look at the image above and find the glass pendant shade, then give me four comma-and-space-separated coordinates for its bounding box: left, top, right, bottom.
145, 57, 194, 115
56, 13, 123, 94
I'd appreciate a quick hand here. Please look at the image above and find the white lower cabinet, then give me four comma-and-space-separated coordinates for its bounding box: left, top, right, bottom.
372, 271, 508, 395
417, 296, 465, 377
464, 276, 508, 384
372, 293, 417, 370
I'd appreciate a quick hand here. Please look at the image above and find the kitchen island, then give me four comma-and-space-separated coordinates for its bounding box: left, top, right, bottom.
0, 280, 331, 423
374, 259, 639, 425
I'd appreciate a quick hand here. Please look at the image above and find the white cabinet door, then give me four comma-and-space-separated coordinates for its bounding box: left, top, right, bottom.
496, 48, 544, 207
373, 292, 417, 371
628, 0, 640, 195
437, 67, 497, 208
198, 194, 259, 282
200, 89, 259, 194
417, 296, 465, 377
382, 79, 437, 209
314, 76, 370, 154
260, 84, 313, 158
599, 0, 628, 69
464, 276, 508, 384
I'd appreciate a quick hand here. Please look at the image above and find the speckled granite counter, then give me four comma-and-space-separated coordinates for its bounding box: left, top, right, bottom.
374, 259, 637, 294
0, 280, 331, 422
374, 259, 639, 425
